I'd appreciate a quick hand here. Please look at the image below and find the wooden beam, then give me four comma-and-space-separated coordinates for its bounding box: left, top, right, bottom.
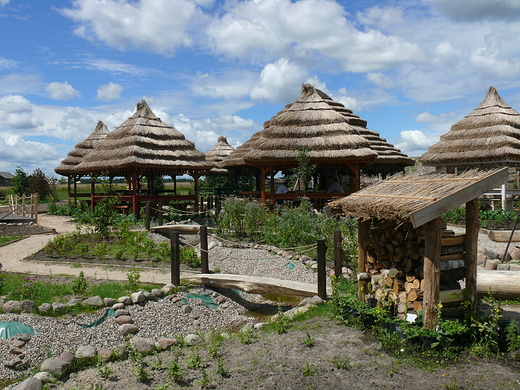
410, 168, 508, 228
422, 217, 441, 329
357, 219, 370, 301
465, 198, 479, 315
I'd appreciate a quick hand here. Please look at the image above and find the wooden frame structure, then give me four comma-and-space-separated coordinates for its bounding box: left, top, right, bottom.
330, 168, 508, 329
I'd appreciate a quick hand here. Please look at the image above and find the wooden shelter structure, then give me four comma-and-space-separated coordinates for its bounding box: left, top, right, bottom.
316, 89, 414, 177
328, 167, 508, 329
242, 84, 377, 206
73, 100, 213, 214
205, 136, 235, 174
55, 121, 110, 205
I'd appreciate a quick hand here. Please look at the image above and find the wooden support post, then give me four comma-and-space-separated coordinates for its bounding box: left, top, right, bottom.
158, 202, 163, 226
334, 229, 342, 277
423, 217, 442, 329
466, 198, 479, 315
145, 202, 151, 231
200, 225, 209, 274
357, 219, 370, 301
317, 238, 327, 300
170, 233, 180, 286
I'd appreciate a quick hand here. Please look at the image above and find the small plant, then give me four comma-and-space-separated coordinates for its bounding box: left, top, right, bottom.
132, 363, 150, 382
444, 377, 459, 390
193, 368, 210, 387
185, 351, 204, 370
237, 327, 256, 345
167, 353, 184, 383
271, 308, 291, 334
71, 271, 89, 296
207, 328, 224, 359
299, 331, 315, 347
331, 355, 351, 370
126, 269, 141, 290
300, 362, 317, 376
149, 352, 163, 370
97, 362, 114, 379
215, 357, 228, 377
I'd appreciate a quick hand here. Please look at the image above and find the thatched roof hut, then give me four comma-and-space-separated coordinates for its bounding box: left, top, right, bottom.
315, 89, 414, 176
420, 87, 520, 170
205, 136, 235, 173
75, 100, 213, 176
220, 131, 261, 170
243, 84, 377, 168
55, 121, 109, 176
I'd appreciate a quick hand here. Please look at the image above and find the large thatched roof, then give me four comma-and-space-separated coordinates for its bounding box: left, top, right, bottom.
55, 121, 109, 176
219, 131, 262, 169
242, 84, 377, 168
206, 136, 235, 173
420, 86, 520, 168
315, 89, 414, 174
328, 168, 508, 227
74, 100, 213, 175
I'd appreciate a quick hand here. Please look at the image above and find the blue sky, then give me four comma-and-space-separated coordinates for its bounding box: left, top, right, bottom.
2, 0, 520, 177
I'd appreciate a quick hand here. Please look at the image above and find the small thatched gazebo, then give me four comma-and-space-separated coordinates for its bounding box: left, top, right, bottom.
316, 89, 414, 177
205, 136, 235, 174
328, 167, 508, 329
55, 121, 110, 204
242, 84, 378, 205
420, 86, 520, 170
73, 100, 213, 214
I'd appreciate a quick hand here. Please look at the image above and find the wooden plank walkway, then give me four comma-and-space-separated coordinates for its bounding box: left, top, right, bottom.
183, 273, 332, 297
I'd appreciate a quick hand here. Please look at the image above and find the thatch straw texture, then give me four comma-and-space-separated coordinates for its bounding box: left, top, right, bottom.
420, 87, 520, 168
315, 89, 414, 172
206, 136, 235, 173
74, 101, 213, 175
329, 168, 500, 224
242, 84, 377, 167
55, 121, 109, 175
219, 131, 262, 168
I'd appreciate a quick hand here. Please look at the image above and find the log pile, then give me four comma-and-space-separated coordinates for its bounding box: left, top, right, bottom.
360, 220, 466, 317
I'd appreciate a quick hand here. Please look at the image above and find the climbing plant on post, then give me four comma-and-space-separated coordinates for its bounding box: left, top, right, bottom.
292, 147, 316, 196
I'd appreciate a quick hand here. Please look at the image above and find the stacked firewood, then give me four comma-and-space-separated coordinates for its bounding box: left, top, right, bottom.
360, 220, 465, 316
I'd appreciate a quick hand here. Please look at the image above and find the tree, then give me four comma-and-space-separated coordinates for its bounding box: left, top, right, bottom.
292, 148, 316, 193
29, 168, 54, 201
10, 167, 31, 196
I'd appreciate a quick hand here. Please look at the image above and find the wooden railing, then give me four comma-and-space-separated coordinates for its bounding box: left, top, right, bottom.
6, 193, 38, 222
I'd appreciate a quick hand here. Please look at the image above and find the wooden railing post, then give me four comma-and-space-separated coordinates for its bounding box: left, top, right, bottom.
157, 202, 163, 226
170, 232, 180, 286
334, 229, 342, 277
145, 202, 151, 231
317, 238, 327, 300
200, 225, 209, 274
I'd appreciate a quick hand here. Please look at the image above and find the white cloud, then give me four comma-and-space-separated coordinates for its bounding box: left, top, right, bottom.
0, 95, 43, 130
45, 82, 80, 101
81, 58, 152, 76
249, 59, 314, 103
60, 0, 205, 55
366, 72, 396, 89
394, 130, 435, 157
96, 82, 123, 101
0, 0, 10, 6
0, 58, 17, 69
0, 74, 42, 95
356, 6, 405, 29
429, 0, 520, 22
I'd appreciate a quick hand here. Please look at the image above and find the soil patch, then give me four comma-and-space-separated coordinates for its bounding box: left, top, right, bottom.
0, 223, 53, 237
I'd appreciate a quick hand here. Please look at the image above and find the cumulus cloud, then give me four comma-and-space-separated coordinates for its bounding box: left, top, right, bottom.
0, 95, 43, 130
249, 59, 313, 103
366, 72, 396, 89
394, 130, 435, 157
429, 0, 520, 22
60, 0, 205, 55
0, 74, 42, 95
45, 82, 80, 100
0, 133, 61, 163
96, 82, 123, 101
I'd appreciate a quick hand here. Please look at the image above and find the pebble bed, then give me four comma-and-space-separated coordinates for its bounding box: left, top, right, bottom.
0, 240, 323, 383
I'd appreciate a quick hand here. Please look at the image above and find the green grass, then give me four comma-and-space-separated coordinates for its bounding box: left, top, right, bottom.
0, 235, 22, 246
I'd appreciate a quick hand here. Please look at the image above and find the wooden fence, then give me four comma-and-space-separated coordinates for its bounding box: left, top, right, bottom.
7, 193, 38, 222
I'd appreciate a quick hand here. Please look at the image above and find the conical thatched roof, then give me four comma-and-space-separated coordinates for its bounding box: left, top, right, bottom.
315, 89, 414, 173
206, 136, 235, 173
55, 121, 109, 176
242, 84, 378, 168
74, 100, 213, 175
220, 131, 261, 169
420, 86, 520, 168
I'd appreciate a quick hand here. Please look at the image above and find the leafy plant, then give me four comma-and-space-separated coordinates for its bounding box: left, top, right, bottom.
126, 269, 141, 291
97, 362, 114, 379
300, 362, 317, 376
167, 353, 184, 383
237, 327, 256, 345
71, 271, 89, 296
299, 331, 315, 347
331, 355, 351, 370
185, 351, 204, 369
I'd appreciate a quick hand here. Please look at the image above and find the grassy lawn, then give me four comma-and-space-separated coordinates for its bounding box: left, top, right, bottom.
0, 235, 22, 246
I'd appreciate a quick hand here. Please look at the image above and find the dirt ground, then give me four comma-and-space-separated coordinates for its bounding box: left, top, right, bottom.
52, 317, 520, 390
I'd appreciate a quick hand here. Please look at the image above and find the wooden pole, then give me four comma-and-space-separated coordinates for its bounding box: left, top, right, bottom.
200, 225, 209, 274
145, 202, 151, 231
334, 229, 342, 277
465, 198, 479, 315
317, 238, 327, 300
357, 219, 370, 301
158, 202, 163, 226
422, 217, 442, 329
170, 233, 180, 286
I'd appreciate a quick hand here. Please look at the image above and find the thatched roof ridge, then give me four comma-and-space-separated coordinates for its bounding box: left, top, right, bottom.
219, 131, 261, 168
315, 89, 413, 170
243, 84, 377, 166
55, 121, 109, 175
206, 136, 235, 173
420, 87, 520, 168
328, 168, 504, 225
74, 100, 213, 175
